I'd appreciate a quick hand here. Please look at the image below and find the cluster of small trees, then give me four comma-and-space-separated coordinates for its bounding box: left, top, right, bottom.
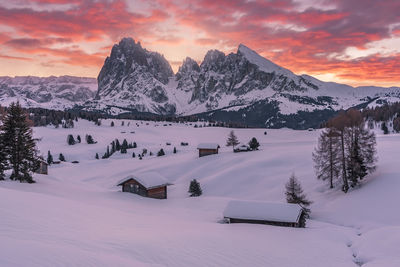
0, 102, 39, 183
313, 109, 377, 192
102, 139, 137, 159
67, 134, 96, 145
226, 130, 260, 151
47, 151, 66, 164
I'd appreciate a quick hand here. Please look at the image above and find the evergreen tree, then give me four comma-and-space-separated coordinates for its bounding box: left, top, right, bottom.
59, 153, 65, 162
0, 131, 8, 180
85, 134, 95, 144
115, 139, 121, 151
173, 147, 177, 154
226, 130, 239, 151
47, 150, 53, 165
313, 128, 341, 188
248, 137, 260, 150
285, 174, 312, 217
133, 142, 137, 148
381, 122, 389, 134
157, 149, 165, 156
121, 139, 128, 150
67, 134, 76, 145
95, 153, 99, 160
111, 141, 116, 154
111, 121, 114, 127
188, 179, 202, 197
2, 102, 37, 183
149, 151, 153, 156
77, 135, 81, 143
132, 152, 136, 158
121, 121, 124, 126
138, 154, 142, 160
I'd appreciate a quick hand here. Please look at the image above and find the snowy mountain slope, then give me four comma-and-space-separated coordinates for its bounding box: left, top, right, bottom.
1, 120, 399, 266
0, 76, 96, 110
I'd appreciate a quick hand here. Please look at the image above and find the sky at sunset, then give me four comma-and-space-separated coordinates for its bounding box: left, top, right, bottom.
0, 0, 399, 87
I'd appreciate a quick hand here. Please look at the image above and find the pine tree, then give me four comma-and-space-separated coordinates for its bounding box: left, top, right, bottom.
285, 174, 312, 217
111, 121, 114, 127
248, 137, 260, 150
122, 139, 128, 150
226, 130, 239, 151
132, 152, 136, 158
77, 135, 81, 143
0, 129, 7, 180
157, 149, 165, 156
173, 147, 177, 154
115, 139, 121, 151
381, 122, 389, 134
95, 153, 99, 159
121, 121, 124, 126
111, 141, 116, 154
47, 150, 53, 165
313, 128, 341, 188
133, 142, 137, 148
2, 102, 37, 183
188, 179, 202, 197
85, 134, 95, 144
67, 134, 76, 145
59, 153, 65, 162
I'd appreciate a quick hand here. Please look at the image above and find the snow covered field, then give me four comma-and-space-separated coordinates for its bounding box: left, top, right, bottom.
1, 120, 399, 267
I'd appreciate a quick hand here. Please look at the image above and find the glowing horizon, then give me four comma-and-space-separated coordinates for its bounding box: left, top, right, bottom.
0, 0, 399, 87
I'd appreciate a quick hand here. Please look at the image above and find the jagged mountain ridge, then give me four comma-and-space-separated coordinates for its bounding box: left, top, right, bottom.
91, 38, 400, 121
0, 75, 97, 110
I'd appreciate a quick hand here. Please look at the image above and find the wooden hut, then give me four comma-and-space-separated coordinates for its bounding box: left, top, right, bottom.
35, 159, 48, 175
223, 200, 306, 228
117, 172, 169, 199
197, 143, 219, 157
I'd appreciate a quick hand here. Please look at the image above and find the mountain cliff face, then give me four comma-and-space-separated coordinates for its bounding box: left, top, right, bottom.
95, 37, 176, 114
0, 76, 96, 110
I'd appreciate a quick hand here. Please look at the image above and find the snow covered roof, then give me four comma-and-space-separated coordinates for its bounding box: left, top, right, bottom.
236, 144, 250, 150
223, 200, 303, 223
197, 143, 219, 149
117, 172, 169, 190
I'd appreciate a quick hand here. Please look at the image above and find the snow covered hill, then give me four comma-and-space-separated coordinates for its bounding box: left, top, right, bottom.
1, 120, 399, 266
0, 76, 97, 110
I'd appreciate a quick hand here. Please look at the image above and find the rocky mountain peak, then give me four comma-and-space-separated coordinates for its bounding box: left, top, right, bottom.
201, 50, 226, 70
178, 57, 200, 74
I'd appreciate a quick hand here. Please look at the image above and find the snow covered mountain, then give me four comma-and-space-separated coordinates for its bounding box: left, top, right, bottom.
88, 38, 400, 124
1, 38, 400, 128
0, 76, 96, 110
92, 37, 176, 114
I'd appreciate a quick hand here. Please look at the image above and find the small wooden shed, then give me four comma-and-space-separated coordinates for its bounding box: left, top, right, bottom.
223, 200, 306, 228
117, 172, 169, 199
35, 159, 48, 175
197, 143, 219, 157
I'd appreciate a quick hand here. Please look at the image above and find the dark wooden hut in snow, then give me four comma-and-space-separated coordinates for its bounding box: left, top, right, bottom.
117, 172, 169, 199
197, 143, 219, 157
223, 200, 306, 228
